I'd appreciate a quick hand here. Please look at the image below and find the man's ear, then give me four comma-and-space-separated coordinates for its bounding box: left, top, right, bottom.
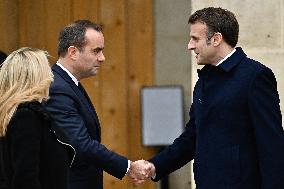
212, 32, 222, 46
67, 46, 79, 60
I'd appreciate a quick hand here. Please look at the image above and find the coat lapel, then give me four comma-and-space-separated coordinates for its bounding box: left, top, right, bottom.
52, 64, 101, 139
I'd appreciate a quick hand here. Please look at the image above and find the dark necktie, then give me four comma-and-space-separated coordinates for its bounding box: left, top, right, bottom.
78, 82, 95, 111
78, 82, 86, 95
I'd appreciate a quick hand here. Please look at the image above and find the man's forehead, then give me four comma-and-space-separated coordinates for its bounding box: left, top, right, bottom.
85, 29, 104, 46
190, 22, 207, 35
85, 28, 103, 38
190, 22, 207, 30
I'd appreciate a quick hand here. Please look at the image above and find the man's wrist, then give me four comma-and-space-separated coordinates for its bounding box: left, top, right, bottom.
125, 160, 132, 175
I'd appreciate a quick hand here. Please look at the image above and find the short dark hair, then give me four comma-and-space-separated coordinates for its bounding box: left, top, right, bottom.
188, 7, 239, 47
57, 20, 103, 57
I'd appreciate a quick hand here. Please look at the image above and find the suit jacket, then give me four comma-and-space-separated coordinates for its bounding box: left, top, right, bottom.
149, 47, 284, 189
45, 64, 128, 189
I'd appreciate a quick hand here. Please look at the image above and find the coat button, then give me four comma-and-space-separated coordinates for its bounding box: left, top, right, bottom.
198, 98, 202, 104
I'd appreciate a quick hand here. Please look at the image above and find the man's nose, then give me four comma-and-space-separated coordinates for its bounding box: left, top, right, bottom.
187, 40, 195, 50
99, 52, 105, 62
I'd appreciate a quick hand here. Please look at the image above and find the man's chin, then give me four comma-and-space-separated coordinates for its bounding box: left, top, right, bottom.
197, 62, 205, 65
196, 61, 210, 66
86, 72, 98, 78
91, 70, 99, 76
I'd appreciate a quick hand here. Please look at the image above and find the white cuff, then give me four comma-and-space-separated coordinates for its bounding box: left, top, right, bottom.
125, 160, 131, 175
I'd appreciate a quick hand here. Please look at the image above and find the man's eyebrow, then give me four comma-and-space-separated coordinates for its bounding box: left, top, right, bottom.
93, 47, 104, 51
191, 36, 199, 40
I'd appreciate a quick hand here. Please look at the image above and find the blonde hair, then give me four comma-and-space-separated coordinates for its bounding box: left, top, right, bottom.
0, 47, 54, 136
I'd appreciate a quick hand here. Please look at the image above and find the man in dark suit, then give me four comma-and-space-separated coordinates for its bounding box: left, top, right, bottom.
45, 20, 151, 189
143, 7, 284, 189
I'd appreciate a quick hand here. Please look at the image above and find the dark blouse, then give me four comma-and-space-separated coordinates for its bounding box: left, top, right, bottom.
0, 101, 70, 189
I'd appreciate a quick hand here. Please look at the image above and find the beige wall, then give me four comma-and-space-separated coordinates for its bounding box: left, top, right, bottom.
154, 0, 191, 189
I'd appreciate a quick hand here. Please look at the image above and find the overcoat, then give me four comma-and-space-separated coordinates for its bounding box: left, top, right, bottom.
150, 47, 284, 189
0, 102, 71, 189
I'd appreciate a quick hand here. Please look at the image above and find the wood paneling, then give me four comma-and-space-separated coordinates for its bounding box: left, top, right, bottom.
18, 0, 46, 49
43, 0, 72, 59
17, 0, 71, 59
127, 0, 157, 189
99, 0, 129, 188
72, 0, 99, 20
0, 0, 156, 188
0, 0, 18, 53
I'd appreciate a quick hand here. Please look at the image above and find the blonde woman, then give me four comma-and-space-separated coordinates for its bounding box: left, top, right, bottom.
0, 47, 73, 189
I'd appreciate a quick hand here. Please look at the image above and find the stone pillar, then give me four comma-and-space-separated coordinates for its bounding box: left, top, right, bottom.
154, 0, 191, 188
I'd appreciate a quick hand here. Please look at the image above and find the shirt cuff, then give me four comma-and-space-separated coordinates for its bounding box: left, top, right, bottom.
125, 160, 131, 175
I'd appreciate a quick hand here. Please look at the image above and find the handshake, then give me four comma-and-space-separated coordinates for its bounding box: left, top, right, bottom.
127, 160, 156, 185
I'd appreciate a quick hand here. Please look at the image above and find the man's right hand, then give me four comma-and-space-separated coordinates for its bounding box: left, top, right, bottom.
127, 160, 156, 185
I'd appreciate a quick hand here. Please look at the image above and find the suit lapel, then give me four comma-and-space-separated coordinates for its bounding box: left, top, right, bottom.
77, 82, 101, 138
52, 64, 101, 139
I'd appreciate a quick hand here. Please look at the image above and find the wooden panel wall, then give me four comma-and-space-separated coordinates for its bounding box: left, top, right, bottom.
127, 0, 157, 189
0, 0, 18, 53
0, 0, 156, 189
100, 0, 129, 188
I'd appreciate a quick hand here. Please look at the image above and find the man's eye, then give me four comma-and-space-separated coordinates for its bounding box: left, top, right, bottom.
94, 49, 102, 54
192, 37, 198, 42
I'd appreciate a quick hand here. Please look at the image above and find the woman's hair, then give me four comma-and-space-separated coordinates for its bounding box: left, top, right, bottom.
0, 47, 54, 136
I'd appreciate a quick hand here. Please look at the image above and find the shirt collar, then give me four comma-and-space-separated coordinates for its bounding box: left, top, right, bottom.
56, 62, 79, 86
216, 48, 236, 66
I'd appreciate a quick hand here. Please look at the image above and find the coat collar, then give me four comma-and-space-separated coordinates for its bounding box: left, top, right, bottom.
197, 47, 247, 76
218, 47, 247, 72
52, 64, 75, 85
52, 64, 92, 114
52, 64, 101, 139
